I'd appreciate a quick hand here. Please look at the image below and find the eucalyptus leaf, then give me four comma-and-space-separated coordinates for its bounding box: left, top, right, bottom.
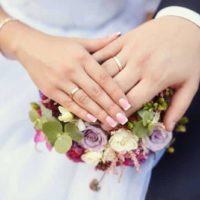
35, 116, 48, 130
64, 123, 83, 142
29, 109, 40, 123
138, 110, 154, 126
42, 121, 63, 146
132, 121, 149, 138
42, 120, 62, 134
54, 134, 72, 154
41, 104, 54, 120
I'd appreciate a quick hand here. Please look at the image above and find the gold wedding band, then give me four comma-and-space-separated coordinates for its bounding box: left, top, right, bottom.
113, 56, 123, 71
70, 87, 79, 98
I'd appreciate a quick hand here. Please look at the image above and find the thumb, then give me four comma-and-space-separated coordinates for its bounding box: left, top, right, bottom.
164, 81, 198, 132
78, 32, 121, 53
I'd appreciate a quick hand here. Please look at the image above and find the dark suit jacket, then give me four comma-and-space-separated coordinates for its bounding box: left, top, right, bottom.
146, 1, 200, 200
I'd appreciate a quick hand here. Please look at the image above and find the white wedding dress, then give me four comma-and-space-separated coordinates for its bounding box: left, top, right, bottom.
0, 1, 162, 200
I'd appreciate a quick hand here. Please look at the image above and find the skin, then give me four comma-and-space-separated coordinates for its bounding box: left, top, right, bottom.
94, 16, 200, 131
0, 8, 130, 128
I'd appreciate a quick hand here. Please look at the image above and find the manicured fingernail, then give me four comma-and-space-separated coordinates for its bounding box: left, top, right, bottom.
116, 113, 128, 125
106, 116, 118, 128
119, 98, 131, 111
169, 122, 176, 131
87, 114, 97, 122
109, 31, 121, 38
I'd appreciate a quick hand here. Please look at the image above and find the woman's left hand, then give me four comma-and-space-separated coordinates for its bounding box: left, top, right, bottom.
94, 16, 200, 131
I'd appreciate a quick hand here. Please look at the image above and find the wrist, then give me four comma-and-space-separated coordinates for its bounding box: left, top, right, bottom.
0, 20, 36, 59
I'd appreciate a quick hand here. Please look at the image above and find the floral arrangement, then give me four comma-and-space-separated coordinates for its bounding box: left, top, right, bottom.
29, 89, 188, 191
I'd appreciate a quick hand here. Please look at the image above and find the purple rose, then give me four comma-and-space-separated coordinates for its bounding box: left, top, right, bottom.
145, 123, 172, 152
81, 125, 107, 151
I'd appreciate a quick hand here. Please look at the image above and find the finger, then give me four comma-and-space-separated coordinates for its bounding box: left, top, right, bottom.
125, 79, 163, 117
164, 81, 199, 131
72, 88, 119, 128
84, 57, 132, 112
101, 123, 113, 132
93, 37, 123, 63
113, 60, 141, 93
74, 69, 128, 125
76, 32, 121, 53
52, 89, 96, 123
57, 79, 119, 128
101, 51, 127, 77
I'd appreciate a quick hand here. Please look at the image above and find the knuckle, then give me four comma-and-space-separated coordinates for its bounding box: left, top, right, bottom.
136, 51, 152, 67
106, 103, 118, 114
77, 52, 88, 62
110, 86, 121, 99
62, 65, 76, 76
96, 110, 107, 121
77, 92, 89, 105
99, 72, 110, 83
90, 86, 103, 98
62, 98, 74, 108
149, 70, 165, 85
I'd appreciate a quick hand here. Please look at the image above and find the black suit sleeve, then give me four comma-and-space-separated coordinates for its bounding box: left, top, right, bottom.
157, 0, 200, 14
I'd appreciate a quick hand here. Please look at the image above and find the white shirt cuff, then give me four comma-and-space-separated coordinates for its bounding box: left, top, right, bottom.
155, 6, 200, 27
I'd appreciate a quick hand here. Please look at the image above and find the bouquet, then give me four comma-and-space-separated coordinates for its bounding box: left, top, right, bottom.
29, 89, 188, 191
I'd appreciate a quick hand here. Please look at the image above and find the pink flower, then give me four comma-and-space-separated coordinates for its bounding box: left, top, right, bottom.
39, 91, 59, 117
81, 125, 107, 151
66, 142, 85, 162
145, 123, 172, 152
34, 129, 46, 143
34, 129, 52, 152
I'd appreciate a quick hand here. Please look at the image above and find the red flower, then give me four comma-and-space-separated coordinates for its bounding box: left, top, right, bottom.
66, 142, 85, 162
39, 91, 60, 117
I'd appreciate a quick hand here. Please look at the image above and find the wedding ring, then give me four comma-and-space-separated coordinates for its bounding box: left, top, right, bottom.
70, 87, 80, 98
113, 56, 123, 71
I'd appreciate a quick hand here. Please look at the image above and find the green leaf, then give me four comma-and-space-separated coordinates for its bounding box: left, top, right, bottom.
41, 104, 55, 120
54, 134, 72, 154
42, 121, 63, 145
64, 123, 83, 142
138, 110, 154, 126
29, 109, 40, 123
35, 116, 48, 130
132, 121, 149, 138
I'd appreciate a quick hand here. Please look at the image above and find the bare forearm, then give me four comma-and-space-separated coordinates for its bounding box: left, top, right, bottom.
0, 7, 38, 59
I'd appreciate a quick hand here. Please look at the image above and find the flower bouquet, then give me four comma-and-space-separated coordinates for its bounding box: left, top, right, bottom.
29, 89, 188, 191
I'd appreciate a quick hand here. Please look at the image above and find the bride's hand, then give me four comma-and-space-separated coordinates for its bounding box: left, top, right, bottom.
94, 16, 200, 131
0, 21, 130, 127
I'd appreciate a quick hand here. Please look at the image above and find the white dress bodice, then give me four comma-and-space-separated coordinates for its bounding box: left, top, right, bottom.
1, 0, 160, 36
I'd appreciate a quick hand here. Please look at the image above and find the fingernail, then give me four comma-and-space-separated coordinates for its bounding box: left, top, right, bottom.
109, 31, 121, 38
119, 98, 131, 111
169, 122, 176, 131
106, 116, 118, 128
116, 113, 128, 125
87, 113, 97, 122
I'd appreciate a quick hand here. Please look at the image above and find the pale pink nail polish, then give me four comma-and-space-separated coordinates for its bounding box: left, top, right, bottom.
87, 114, 97, 122
116, 113, 128, 125
109, 31, 121, 38
119, 98, 131, 111
106, 116, 118, 128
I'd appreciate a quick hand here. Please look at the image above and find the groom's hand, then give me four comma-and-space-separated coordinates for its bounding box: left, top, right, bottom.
94, 16, 200, 131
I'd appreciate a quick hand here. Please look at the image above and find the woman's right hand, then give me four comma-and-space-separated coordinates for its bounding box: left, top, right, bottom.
0, 21, 130, 127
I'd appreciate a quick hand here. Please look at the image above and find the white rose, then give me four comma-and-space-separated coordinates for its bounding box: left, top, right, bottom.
109, 128, 139, 153
58, 106, 74, 122
76, 119, 86, 131
102, 148, 116, 163
81, 151, 103, 166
